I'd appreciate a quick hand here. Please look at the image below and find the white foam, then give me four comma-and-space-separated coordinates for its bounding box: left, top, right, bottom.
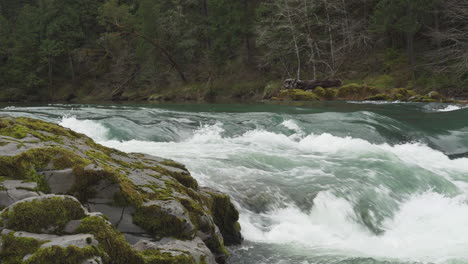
436, 105, 466, 112
347, 101, 403, 104
59, 116, 110, 142
242, 191, 468, 263
58, 116, 468, 263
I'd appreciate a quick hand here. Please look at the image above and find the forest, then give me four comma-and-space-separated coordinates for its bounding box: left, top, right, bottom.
0, 0, 467, 102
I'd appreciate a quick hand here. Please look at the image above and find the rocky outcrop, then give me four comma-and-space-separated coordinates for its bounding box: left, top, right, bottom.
272, 82, 459, 103
0, 116, 242, 263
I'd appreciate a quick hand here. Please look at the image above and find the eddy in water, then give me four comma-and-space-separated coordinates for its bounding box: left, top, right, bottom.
1, 102, 468, 264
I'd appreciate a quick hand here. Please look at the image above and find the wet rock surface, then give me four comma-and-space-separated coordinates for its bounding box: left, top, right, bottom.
0, 116, 242, 263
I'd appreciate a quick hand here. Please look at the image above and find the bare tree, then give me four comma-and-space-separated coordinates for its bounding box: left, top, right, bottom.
257, 0, 372, 80
427, 0, 468, 77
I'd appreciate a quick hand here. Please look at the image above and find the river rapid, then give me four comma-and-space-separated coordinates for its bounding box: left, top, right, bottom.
1, 101, 468, 264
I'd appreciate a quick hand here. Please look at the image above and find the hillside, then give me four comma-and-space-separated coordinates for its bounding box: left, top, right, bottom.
0, 0, 467, 102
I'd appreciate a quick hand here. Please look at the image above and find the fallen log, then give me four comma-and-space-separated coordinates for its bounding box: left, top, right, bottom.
283, 79, 342, 90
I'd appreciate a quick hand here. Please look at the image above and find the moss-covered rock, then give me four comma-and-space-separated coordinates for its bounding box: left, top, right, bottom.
0, 232, 44, 263
74, 215, 145, 264
24, 245, 104, 264
201, 188, 242, 246
0, 116, 242, 264
0, 195, 86, 234
324, 88, 337, 100
365, 94, 390, 101
337, 83, 378, 99
277, 89, 320, 101
314, 87, 326, 97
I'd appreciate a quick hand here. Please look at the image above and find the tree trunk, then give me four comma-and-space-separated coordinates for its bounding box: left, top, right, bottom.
48, 56, 53, 86
406, 31, 415, 77
202, 0, 211, 49
406, 1, 415, 78
325, 4, 335, 76
283, 79, 342, 90
68, 50, 75, 82
283, 0, 301, 80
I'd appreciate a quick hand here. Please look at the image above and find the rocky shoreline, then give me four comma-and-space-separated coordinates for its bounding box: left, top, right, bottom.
271, 83, 463, 103
0, 116, 242, 264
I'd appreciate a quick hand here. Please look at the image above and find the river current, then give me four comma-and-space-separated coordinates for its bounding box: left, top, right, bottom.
1, 102, 468, 264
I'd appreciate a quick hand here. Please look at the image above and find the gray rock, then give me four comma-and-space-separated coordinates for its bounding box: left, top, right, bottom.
143, 199, 195, 234
1, 180, 37, 190
40, 168, 75, 194
87, 180, 120, 204
87, 203, 123, 226
127, 170, 164, 188
0, 192, 15, 208
123, 233, 153, 245
3, 229, 57, 241
134, 237, 216, 264
158, 164, 187, 174
81, 257, 103, 264
114, 207, 146, 234
87, 203, 146, 237
40, 234, 98, 249
64, 220, 82, 234
4, 231, 100, 262
0, 180, 41, 208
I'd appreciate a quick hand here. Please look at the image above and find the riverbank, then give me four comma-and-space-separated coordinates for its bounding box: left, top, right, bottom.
1, 77, 467, 104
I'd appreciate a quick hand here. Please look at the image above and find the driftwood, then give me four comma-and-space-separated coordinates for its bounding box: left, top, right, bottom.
283, 79, 342, 90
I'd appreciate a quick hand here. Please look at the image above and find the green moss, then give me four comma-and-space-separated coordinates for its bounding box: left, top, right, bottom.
0, 176, 11, 182
288, 89, 320, 101
119, 178, 144, 206
133, 204, 193, 240
2, 196, 86, 234
153, 165, 198, 190
337, 84, 378, 99
75, 216, 145, 264
0, 232, 44, 264
263, 81, 282, 99
69, 166, 114, 202
160, 160, 187, 171
0, 147, 90, 183
324, 88, 337, 100
24, 245, 105, 264
314, 87, 326, 97
140, 250, 197, 264
143, 184, 173, 201
366, 94, 390, 101
0, 117, 84, 142
204, 191, 242, 246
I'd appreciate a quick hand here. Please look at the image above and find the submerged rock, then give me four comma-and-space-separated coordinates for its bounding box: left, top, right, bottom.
0, 115, 242, 263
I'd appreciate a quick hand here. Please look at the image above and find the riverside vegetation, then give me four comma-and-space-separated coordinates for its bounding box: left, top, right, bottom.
0, 115, 242, 264
0, 0, 467, 102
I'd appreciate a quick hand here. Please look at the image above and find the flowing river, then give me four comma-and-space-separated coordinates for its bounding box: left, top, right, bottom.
1, 102, 468, 264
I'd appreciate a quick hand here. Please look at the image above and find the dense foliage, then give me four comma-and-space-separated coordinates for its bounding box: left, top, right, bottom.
0, 0, 467, 101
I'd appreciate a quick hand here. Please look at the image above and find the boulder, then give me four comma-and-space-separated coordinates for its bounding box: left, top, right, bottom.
134, 237, 217, 264
0, 116, 242, 263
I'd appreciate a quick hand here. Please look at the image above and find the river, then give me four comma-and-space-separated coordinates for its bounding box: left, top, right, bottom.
1, 101, 468, 264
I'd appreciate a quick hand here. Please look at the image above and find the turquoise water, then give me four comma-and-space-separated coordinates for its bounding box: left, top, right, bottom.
1, 102, 468, 264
